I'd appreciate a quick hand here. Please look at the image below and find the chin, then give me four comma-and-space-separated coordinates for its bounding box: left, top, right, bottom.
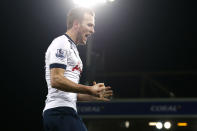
82, 40, 87, 45
78, 41, 86, 45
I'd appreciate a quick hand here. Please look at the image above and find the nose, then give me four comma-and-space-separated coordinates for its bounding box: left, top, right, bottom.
90, 27, 95, 34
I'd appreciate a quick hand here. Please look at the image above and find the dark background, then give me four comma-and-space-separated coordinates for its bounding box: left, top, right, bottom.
2, 0, 197, 130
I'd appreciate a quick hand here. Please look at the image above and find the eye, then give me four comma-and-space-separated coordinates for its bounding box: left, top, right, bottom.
88, 23, 94, 27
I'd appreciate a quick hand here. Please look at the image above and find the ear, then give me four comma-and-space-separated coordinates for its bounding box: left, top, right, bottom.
73, 20, 80, 29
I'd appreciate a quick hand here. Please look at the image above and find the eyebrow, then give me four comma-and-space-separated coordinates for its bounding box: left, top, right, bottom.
88, 23, 95, 27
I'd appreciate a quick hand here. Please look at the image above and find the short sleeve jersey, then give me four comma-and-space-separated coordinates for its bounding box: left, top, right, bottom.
43, 34, 83, 112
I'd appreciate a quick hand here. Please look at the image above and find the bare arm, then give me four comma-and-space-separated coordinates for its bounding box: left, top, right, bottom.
50, 68, 105, 96
77, 94, 99, 101
77, 93, 112, 101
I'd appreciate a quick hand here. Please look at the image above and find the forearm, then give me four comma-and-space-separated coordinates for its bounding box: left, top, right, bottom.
51, 74, 91, 95
77, 94, 99, 101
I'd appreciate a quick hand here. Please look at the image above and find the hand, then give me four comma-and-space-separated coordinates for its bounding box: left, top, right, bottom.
90, 83, 105, 97
93, 81, 113, 101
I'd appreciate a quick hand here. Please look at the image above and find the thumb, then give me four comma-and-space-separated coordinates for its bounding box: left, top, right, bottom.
93, 81, 96, 85
98, 83, 105, 87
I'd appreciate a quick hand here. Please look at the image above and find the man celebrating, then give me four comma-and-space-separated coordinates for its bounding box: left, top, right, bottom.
43, 7, 113, 131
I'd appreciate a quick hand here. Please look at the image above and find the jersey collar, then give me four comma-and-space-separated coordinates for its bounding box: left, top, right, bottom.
64, 34, 77, 45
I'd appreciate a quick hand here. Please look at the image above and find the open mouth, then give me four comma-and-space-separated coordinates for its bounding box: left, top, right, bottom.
85, 34, 90, 38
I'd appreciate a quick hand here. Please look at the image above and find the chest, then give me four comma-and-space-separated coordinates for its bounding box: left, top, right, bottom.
67, 45, 83, 72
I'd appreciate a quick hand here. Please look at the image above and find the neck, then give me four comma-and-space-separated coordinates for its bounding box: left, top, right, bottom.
66, 29, 78, 45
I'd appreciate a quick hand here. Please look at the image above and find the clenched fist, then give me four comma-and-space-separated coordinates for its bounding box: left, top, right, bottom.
92, 81, 113, 101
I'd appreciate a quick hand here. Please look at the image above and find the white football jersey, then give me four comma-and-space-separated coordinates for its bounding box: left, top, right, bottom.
43, 34, 83, 112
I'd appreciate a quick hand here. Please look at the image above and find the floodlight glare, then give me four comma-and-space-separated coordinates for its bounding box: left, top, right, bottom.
156, 122, 163, 129
73, 0, 107, 8
148, 122, 157, 126
124, 121, 130, 128
164, 122, 171, 129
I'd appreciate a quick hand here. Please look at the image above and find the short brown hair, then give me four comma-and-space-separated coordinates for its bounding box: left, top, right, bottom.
67, 7, 95, 30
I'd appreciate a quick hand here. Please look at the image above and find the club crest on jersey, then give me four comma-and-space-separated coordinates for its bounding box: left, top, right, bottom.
56, 49, 66, 60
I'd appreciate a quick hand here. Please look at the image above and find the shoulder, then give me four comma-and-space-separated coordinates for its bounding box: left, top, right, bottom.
52, 35, 70, 48
49, 35, 71, 50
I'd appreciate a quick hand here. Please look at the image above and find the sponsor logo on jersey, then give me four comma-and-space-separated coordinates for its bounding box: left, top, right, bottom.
72, 62, 82, 73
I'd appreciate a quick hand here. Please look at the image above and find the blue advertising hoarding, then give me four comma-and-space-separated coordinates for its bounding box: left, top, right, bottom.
77, 99, 197, 118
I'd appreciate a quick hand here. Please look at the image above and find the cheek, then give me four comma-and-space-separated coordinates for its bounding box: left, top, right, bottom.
82, 25, 89, 32
78, 28, 84, 36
